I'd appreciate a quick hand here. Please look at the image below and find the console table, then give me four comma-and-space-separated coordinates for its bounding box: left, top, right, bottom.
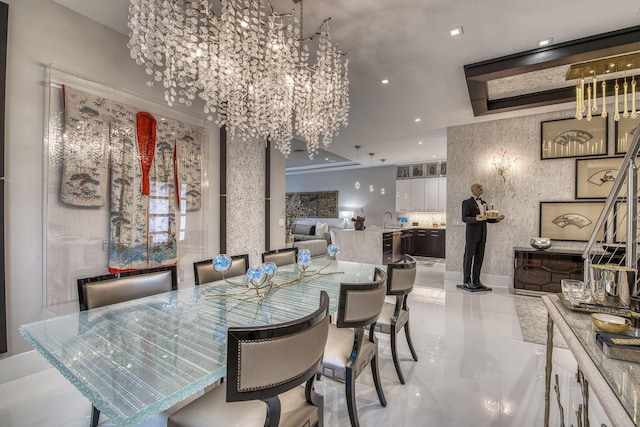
542, 294, 634, 427
513, 247, 584, 295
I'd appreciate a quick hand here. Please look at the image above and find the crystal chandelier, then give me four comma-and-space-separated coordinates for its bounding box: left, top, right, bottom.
127, 0, 349, 158
569, 53, 639, 122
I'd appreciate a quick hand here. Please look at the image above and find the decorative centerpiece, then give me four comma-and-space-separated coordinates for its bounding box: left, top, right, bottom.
530, 237, 552, 250
204, 246, 343, 304
327, 244, 340, 260
352, 215, 366, 230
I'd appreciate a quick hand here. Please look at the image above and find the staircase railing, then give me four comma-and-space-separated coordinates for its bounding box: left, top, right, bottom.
582, 126, 640, 304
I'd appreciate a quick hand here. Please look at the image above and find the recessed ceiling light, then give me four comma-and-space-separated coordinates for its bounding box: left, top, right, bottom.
418, 141, 423, 145
537, 37, 553, 47
449, 26, 463, 37
325, 157, 329, 161
381, 78, 390, 84
414, 118, 421, 122
432, 155, 437, 158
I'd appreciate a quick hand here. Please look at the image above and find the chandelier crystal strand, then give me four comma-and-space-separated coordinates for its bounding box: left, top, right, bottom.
586, 84, 592, 121
614, 80, 620, 121
623, 78, 629, 119
127, 0, 349, 158
601, 80, 607, 118
632, 77, 637, 119
575, 83, 583, 120
580, 78, 585, 113
592, 75, 598, 112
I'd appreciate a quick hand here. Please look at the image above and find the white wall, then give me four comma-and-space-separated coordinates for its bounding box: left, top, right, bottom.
1, 0, 223, 357
286, 165, 397, 227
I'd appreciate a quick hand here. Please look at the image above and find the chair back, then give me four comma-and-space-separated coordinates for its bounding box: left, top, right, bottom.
226, 291, 330, 403
386, 254, 417, 295
336, 267, 387, 329
193, 254, 249, 285
261, 247, 298, 267
77, 265, 177, 311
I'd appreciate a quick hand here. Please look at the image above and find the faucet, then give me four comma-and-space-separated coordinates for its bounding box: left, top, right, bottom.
383, 211, 393, 228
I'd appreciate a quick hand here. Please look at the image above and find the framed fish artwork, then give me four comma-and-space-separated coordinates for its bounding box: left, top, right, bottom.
539, 201, 606, 241
541, 116, 607, 160
574, 156, 634, 199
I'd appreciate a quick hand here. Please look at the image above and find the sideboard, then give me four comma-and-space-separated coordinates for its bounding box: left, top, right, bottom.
513, 247, 584, 295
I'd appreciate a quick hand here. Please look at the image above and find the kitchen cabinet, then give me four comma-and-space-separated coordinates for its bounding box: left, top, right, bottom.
395, 177, 446, 213
383, 232, 402, 264
401, 229, 413, 256
395, 179, 411, 213
425, 177, 447, 211
413, 228, 445, 258
410, 179, 425, 211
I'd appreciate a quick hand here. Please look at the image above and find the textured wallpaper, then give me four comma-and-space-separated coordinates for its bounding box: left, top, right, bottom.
226, 134, 265, 267
446, 109, 612, 279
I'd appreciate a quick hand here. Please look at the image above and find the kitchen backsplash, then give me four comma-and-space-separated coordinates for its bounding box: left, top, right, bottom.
399, 212, 446, 227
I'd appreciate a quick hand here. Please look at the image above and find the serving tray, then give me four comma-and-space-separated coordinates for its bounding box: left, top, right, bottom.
557, 293, 632, 318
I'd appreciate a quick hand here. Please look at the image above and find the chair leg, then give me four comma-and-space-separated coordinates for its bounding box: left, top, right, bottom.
90, 405, 100, 427
404, 320, 419, 362
370, 355, 387, 407
390, 326, 405, 385
345, 368, 360, 427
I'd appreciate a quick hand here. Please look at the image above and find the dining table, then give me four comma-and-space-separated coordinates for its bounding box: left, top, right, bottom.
20, 259, 382, 427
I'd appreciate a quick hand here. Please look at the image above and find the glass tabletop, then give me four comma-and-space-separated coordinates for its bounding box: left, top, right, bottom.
20, 260, 381, 426
544, 294, 640, 426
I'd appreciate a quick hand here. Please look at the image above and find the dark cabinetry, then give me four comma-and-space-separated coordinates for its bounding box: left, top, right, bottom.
382, 232, 402, 264
401, 229, 413, 256
513, 248, 583, 294
414, 228, 445, 258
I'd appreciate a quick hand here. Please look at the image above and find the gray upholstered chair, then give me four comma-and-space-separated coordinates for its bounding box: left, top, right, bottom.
317, 267, 388, 427
262, 247, 298, 267
168, 291, 330, 427
77, 265, 177, 312
193, 254, 249, 285
76, 265, 178, 427
375, 254, 419, 384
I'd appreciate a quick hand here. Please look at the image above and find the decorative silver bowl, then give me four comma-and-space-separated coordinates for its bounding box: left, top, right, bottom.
530, 238, 552, 250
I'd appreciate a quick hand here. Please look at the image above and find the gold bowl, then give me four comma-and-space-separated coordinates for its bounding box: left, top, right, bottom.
591, 313, 631, 334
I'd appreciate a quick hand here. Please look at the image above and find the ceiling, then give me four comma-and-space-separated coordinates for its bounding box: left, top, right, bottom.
52, 0, 640, 172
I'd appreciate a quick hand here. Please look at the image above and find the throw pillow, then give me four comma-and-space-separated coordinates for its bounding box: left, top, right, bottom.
315, 222, 329, 236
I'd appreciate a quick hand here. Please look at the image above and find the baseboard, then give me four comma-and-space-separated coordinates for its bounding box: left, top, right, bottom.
444, 271, 511, 288
0, 350, 51, 385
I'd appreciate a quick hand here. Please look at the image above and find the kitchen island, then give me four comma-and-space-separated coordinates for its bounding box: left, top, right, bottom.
333, 226, 446, 264
333, 228, 402, 264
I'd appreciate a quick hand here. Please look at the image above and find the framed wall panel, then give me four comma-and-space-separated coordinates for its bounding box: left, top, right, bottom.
615, 114, 640, 154
539, 201, 606, 242
541, 116, 607, 159
575, 156, 627, 199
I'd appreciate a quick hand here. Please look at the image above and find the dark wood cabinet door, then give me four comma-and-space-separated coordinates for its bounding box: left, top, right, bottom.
413, 229, 428, 256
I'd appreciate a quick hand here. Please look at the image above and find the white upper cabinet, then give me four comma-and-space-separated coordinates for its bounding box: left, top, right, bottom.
395, 179, 411, 213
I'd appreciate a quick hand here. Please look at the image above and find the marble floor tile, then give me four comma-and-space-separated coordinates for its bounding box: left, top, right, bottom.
0, 262, 613, 426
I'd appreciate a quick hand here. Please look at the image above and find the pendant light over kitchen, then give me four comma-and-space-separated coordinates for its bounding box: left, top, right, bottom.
354, 145, 361, 189
380, 159, 386, 194
368, 153, 375, 192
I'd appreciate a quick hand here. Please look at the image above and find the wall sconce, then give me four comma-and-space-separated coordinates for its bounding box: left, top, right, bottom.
491, 150, 518, 182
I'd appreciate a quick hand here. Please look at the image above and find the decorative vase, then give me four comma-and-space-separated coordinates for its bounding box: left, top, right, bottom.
354, 221, 365, 230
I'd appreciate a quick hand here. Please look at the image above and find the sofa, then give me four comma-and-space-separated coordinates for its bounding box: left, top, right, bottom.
292, 223, 331, 244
